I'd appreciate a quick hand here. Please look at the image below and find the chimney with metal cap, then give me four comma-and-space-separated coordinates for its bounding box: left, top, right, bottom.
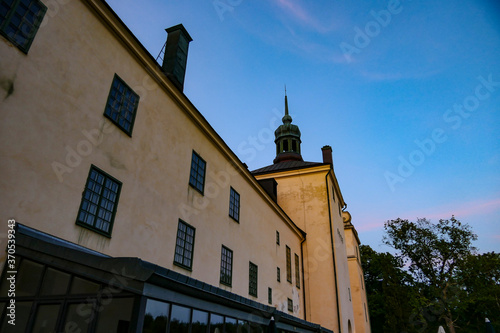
322, 145, 333, 165
162, 24, 192, 92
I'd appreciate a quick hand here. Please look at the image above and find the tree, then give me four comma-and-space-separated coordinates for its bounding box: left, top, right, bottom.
383, 216, 477, 333
455, 252, 500, 332
360, 245, 420, 333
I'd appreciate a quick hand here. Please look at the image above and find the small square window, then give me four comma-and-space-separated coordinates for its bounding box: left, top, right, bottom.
104, 74, 140, 136
220, 246, 233, 286
229, 187, 240, 222
0, 0, 47, 53
277, 267, 280, 282
276, 231, 280, 245
287, 298, 293, 312
76, 165, 121, 237
174, 220, 196, 270
249, 262, 257, 297
189, 151, 206, 194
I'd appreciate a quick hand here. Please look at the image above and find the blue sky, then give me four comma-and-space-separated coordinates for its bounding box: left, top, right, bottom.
105, 0, 500, 253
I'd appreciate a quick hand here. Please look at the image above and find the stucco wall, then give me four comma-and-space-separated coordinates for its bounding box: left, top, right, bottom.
0, 0, 303, 319
255, 167, 356, 332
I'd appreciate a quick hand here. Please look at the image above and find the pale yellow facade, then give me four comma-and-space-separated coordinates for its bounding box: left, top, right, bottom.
0, 0, 371, 332
254, 165, 359, 333
344, 212, 371, 333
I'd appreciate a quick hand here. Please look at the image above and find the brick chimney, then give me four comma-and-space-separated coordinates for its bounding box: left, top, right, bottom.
322, 145, 333, 165
162, 24, 193, 92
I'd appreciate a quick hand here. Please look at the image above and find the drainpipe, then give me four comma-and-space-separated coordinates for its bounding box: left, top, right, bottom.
300, 237, 307, 321
325, 169, 342, 333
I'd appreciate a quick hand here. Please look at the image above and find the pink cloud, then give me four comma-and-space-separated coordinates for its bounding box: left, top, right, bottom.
352, 197, 500, 233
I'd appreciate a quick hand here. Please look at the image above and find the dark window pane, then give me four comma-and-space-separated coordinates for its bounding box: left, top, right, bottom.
174, 220, 195, 269
286, 246, 292, 283
63, 303, 91, 333
70, 276, 100, 295
76, 166, 121, 236
229, 188, 240, 222
32, 304, 60, 332
189, 151, 206, 193
95, 297, 134, 333
16, 259, 44, 296
0, 301, 32, 333
295, 254, 300, 289
191, 309, 208, 333
0, 0, 46, 52
40, 267, 71, 295
210, 314, 224, 333
170, 304, 191, 333
238, 321, 251, 333
249, 262, 258, 297
143, 299, 170, 333
225, 317, 237, 333
104, 75, 139, 135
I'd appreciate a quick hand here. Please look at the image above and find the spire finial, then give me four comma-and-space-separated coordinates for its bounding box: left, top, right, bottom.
284, 85, 289, 116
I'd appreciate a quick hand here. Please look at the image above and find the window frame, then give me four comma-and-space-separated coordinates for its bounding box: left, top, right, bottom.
295, 253, 300, 289
268, 288, 272, 305
103, 74, 140, 137
188, 150, 206, 195
277, 267, 280, 282
286, 246, 292, 283
276, 231, 280, 245
75, 165, 122, 238
220, 245, 233, 287
228, 187, 240, 222
287, 298, 293, 312
173, 219, 196, 270
248, 262, 258, 297
0, 0, 47, 53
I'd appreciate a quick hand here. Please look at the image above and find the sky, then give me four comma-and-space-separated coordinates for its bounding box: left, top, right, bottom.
105, 0, 500, 253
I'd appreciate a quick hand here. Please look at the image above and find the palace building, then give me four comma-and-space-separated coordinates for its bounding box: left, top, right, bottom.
0, 0, 370, 332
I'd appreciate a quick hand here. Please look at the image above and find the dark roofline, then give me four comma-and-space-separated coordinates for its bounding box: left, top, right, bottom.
251, 161, 329, 176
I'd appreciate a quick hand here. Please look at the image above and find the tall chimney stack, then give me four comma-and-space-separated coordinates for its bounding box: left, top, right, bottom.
321, 145, 333, 165
162, 24, 193, 92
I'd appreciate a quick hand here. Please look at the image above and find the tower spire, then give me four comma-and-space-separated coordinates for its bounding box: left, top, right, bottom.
284, 85, 289, 116
273, 89, 302, 164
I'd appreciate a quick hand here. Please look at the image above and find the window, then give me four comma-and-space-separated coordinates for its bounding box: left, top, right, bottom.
286, 246, 292, 283
174, 220, 196, 269
189, 151, 206, 194
249, 262, 258, 297
76, 165, 121, 237
268, 288, 272, 305
287, 298, 293, 312
276, 231, 280, 245
229, 187, 240, 222
220, 246, 233, 286
0, 0, 46, 53
103, 74, 140, 136
277, 267, 280, 282
295, 254, 300, 289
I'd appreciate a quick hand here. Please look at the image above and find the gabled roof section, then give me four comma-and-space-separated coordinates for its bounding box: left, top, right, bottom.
252, 160, 327, 175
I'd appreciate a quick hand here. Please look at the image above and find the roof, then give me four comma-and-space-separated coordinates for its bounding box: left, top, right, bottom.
251, 160, 328, 175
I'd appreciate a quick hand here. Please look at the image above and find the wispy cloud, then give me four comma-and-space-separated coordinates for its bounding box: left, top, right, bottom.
358, 68, 443, 82
274, 0, 340, 34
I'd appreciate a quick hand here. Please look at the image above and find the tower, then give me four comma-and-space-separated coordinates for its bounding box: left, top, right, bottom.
273, 92, 303, 164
